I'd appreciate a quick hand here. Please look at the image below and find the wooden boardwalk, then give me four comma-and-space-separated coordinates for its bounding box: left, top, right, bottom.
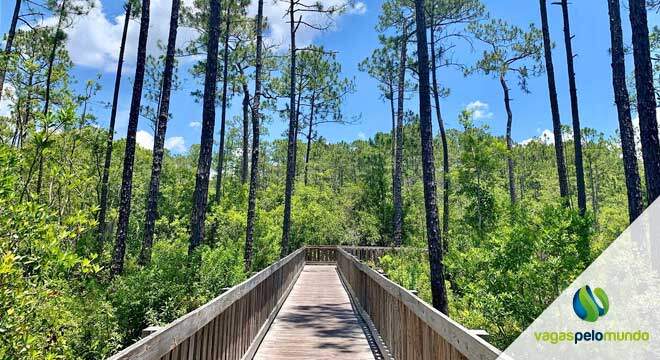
253, 265, 377, 360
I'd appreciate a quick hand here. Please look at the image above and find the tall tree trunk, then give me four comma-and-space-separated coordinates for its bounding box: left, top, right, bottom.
389, 82, 396, 202
213, 1, 232, 206
0, 0, 21, 103
281, 0, 297, 258
43, 0, 67, 116
111, 0, 151, 276
413, 0, 448, 315
245, 0, 264, 271
539, 0, 570, 201
607, 0, 644, 222
559, 0, 587, 215
393, 21, 407, 247
429, 14, 450, 246
241, 80, 250, 184
140, 0, 181, 265
97, 2, 131, 252
629, 0, 660, 204
189, 0, 221, 253
500, 74, 517, 205
304, 93, 316, 186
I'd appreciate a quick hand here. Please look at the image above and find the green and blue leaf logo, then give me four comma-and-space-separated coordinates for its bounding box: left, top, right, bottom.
572, 285, 609, 322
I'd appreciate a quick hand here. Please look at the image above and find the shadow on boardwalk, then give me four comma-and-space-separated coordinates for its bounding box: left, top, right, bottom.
253, 266, 377, 359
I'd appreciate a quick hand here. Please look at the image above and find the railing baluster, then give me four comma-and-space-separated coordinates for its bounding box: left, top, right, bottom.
335, 247, 500, 360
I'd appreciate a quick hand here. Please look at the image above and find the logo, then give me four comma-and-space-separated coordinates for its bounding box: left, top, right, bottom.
572, 285, 609, 322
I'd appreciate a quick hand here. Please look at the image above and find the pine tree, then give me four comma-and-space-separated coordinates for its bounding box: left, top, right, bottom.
413, 0, 449, 314
539, 0, 570, 201
97, 1, 132, 252
141, 0, 182, 265
608, 0, 644, 221
629, 0, 660, 204
245, 0, 265, 271
189, 0, 222, 252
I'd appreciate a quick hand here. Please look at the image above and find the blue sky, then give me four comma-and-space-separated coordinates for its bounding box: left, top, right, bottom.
1, 0, 658, 154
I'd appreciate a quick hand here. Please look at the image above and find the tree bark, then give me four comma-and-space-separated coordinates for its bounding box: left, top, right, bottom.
413, 0, 449, 314
189, 0, 221, 253
608, 0, 644, 222
500, 74, 517, 205
429, 13, 450, 246
245, 0, 264, 272
389, 82, 396, 203
140, 0, 181, 265
213, 1, 233, 206
241, 80, 250, 184
304, 93, 316, 186
629, 0, 660, 204
112, 0, 151, 276
43, 0, 67, 117
0, 0, 21, 104
559, 0, 587, 215
393, 21, 407, 247
281, 0, 298, 258
97, 2, 131, 252
539, 0, 570, 202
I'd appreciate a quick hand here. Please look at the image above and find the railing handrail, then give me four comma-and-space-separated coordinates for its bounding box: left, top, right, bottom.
107, 247, 305, 360
337, 247, 501, 360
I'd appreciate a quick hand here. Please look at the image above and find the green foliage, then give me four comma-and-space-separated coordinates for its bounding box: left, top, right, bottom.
0, 145, 120, 359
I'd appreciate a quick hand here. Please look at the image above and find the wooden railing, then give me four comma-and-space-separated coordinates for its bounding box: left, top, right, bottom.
107, 248, 305, 360
108, 246, 500, 360
304, 245, 337, 263
336, 248, 501, 360
342, 246, 398, 264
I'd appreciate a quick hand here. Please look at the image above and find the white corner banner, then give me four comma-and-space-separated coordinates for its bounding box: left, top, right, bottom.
500, 199, 660, 359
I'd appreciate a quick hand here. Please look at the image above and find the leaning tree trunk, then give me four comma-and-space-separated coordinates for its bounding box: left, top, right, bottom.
245, 0, 264, 272
0, 0, 21, 103
140, 0, 181, 265
111, 0, 151, 277
413, 0, 449, 315
304, 93, 316, 186
281, 0, 297, 258
241, 79, 250, 184
189, 0, 221, 253
43, 0, 67, 117
629, 0, 660, 204
97, 2, 131, 252
213, 1, 233, 206
539, 0, 570, 202
560, 0, 587, 215
430, 16, 450, 246
500, 74, 517, 206
608, 0, 644, 222
393, 22, 407, 247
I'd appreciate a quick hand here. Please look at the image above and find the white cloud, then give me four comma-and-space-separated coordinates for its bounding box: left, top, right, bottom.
247, 0, 367, 51
189, 121, 201, 129
519, 129, 573, 146
165, 136, 186, 153
521, 129, 555, 146
348, 2, 367, 15
50, 0, 198, 72
466, 100, 494, 120
136, 130, 154, 150
44, 0, 365, 72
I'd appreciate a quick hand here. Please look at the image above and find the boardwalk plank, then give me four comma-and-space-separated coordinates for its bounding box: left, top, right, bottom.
253, 265, 376, 360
